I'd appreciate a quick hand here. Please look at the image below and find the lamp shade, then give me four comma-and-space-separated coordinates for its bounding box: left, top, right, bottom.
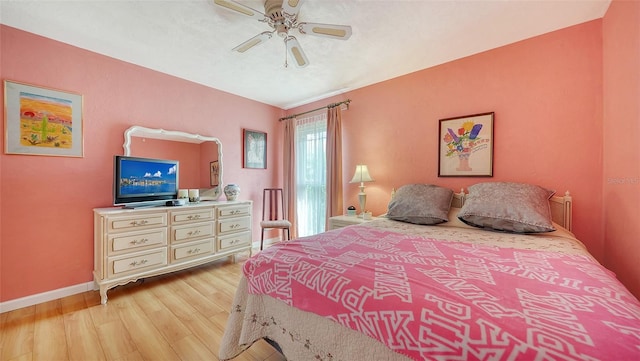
350, 164, 374, 183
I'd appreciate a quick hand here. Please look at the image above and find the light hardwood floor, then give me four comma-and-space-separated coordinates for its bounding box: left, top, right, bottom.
0, 252, 286, 361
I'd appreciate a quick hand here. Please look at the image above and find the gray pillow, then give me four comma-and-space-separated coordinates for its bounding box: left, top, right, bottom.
387, 184, 453, 225
458, 182, 556, 233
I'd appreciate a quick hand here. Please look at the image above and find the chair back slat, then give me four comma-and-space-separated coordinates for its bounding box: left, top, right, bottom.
262, 188, 285, 221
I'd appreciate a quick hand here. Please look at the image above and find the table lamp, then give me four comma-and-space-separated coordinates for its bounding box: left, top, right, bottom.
349, 164, 374, 218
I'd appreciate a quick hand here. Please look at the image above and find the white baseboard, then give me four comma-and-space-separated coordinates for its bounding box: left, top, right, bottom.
1, 239, 282, 313
0, 281, 95, 313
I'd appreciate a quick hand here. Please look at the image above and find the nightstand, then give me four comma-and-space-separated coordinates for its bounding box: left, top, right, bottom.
328, 215, 379, 230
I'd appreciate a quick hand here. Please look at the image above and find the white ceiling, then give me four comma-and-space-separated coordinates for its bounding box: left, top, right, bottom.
0, 0, 610, 109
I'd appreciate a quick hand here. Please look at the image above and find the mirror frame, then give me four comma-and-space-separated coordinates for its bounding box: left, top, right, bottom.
123, 125, 223, 199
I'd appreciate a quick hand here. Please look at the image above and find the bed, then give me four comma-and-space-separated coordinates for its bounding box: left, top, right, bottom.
219, 182, 640, 360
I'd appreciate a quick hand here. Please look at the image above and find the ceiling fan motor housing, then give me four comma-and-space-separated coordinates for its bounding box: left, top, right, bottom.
264, 0, 296, 37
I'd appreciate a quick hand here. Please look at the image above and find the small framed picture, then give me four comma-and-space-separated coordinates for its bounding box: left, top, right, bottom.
4, 80, 84, 157
210, 160, 219, 186
243, 128, 267, 169
438, 112, 494, 177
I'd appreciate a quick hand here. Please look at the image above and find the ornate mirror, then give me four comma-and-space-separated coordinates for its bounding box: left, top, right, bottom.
123, 126, 223, 200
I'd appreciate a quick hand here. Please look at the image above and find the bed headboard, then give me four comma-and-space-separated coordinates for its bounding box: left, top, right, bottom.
452, 189, 465, 208
549, 191, 572, 232
452, 189, 573, 232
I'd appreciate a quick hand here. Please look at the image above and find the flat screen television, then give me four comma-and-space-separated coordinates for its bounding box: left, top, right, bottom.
113, 155, 179, 207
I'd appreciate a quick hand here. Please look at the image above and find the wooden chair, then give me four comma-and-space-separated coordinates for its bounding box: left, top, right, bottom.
260, 188, 292, 250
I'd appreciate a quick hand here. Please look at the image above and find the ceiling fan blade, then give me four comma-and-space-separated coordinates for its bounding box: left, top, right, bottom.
298, 22, 352, 40
233, 31, 273, 53
282, 0, 305, 17
285, 36, 309, 67
213, 0, 266, 20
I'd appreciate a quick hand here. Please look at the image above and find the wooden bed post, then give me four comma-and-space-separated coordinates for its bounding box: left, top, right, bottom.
562, 191, 572, 232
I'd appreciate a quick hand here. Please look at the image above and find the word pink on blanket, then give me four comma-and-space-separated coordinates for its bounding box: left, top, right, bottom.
243, 226, 640, 360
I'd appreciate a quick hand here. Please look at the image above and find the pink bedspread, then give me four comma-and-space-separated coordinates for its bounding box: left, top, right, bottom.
244, 226, 640, 360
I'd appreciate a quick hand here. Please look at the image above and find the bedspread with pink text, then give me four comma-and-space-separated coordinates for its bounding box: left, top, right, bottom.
243, 225, 640, 360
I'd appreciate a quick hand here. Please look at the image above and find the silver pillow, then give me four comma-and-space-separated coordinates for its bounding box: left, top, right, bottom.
387, 184, 453, 225
458, 182, 556, 233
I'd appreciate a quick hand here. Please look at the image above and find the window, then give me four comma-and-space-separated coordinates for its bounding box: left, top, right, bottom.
295, 113, 327, 237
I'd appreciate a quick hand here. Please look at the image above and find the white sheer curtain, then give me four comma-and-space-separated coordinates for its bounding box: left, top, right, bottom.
295, 112, 327, 237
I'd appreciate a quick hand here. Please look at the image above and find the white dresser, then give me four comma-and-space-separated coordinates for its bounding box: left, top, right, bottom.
93, 201, 252, 304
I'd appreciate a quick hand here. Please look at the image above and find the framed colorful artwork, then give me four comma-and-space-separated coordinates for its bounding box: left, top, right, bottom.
243, 128, 267, 169
4, 80, 84, 157
438, 112, 494, 177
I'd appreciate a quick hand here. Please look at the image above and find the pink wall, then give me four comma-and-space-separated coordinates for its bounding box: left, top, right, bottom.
291, 21, 606, 271
0, 25, 284, 302
603, 0, 640, 297
3, 3, 638, 304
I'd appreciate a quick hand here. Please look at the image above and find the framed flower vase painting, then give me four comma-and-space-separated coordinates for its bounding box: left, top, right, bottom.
242, 128, 267, 169
438, 112, 494, 177
4, 80, 84, 157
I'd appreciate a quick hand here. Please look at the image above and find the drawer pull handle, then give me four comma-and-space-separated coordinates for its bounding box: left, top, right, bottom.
230, 210, 241, 215
130, 238, 149, 245
187, 215, 201, 220
129, 259, 148, 267
230, 224, 240, 229
187, 230, 201, 236
230, 239, 239, 245
131, 220, 149, 226
187, 248, 201, 255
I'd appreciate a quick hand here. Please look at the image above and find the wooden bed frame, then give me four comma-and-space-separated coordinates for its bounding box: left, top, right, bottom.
451, 189, 573, 232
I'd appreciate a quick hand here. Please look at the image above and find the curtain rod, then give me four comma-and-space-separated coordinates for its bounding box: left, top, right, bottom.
279, 99, 351, 121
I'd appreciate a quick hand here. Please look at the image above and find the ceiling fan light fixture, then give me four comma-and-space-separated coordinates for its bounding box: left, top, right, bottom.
275, 23, 288, 38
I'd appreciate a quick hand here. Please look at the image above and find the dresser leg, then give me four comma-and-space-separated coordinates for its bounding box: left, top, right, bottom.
100, 287, 108, 305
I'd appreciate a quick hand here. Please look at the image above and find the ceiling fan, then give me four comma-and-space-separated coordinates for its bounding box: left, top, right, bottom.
213, 0, 352, 68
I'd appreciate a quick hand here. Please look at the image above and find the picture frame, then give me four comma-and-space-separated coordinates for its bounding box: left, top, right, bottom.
4, 80, 84, 157
243, 128, 267, 169
210, 160, 219, 187
438, 112, 494, 177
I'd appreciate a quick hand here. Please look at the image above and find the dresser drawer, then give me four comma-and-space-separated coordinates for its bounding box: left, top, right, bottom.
108, 228, 167, 255
170, 207, 215, 225
171, 221, 215, 243
171, 239, 215, 263
108, 249, 167, 277
217, 204, 250, 218
107, 212, 168, 232
218, 231, 252, 251
218, 216, 250, 235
